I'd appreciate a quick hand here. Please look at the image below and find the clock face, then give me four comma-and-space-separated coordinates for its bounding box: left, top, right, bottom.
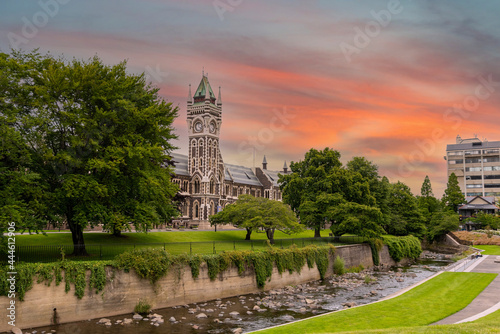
194, 121, 203, 132
209, 122, 216, 133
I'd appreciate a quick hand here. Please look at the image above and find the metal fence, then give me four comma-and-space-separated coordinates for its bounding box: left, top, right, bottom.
14, 235, 365, 263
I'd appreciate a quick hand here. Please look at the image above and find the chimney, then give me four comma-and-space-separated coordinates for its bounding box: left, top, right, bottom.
262, 156, 268, 170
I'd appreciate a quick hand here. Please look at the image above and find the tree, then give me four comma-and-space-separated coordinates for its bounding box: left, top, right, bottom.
0, 50, 179, 255
427, 212, 460, 243
471, 212, 500, 230
209, 195, 303, 243
328, 202, 385, 239
384, 181, 426, 238
279, 148, 375, 237
417, 176, 442, 223
442, 173, 466, 212
0, 118, 46, 253
420, 175, 433, 197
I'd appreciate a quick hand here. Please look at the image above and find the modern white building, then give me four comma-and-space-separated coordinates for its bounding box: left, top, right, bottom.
446, 135, 500, 198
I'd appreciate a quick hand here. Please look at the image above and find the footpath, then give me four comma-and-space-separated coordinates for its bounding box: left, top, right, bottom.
433, 254, 500, 325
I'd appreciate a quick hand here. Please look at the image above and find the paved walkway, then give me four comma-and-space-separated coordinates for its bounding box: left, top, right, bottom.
433, 255, 500, 325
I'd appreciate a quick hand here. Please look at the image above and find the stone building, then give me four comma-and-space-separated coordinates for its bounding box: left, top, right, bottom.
170, 75, 289, 228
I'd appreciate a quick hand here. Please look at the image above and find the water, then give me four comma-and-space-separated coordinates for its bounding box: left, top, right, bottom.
25, 260, 450, 334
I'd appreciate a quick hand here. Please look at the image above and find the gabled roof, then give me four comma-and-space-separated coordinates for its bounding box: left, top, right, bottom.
171, 152, 264, 187
262, 169, 281, 187
466, 196, 495, 205
225, 163, 262, 186
459, 196, 499, 211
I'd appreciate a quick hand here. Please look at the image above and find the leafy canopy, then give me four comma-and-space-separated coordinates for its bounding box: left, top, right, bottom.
0, 50, 179, 253
210, 195, 303, 242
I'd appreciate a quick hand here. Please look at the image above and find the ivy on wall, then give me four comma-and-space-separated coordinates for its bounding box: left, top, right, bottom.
0, 244, 336, 300
383, 235, 422, 262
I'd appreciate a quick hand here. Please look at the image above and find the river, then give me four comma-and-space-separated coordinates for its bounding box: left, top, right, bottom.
23, 258, 451, 334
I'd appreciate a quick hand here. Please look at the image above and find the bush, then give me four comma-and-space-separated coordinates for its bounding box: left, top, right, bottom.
134, 299, 151, 314
383, 235, 422, 262
333, 255, 345, 275
114, 248, 171, 284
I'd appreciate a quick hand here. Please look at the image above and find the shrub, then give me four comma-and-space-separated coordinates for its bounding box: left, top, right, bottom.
134, 299, 151, 314
333, 255, 345, 275
383, 235, 422, 262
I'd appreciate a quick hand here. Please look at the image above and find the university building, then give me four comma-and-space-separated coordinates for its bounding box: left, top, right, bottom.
170, 75, 289, 228
446, 135, 500, 198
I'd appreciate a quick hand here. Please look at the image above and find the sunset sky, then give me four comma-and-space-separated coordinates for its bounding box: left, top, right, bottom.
2, 0, 500, 197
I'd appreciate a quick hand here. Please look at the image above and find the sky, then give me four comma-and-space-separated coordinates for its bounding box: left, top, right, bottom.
1, 0, 500, 197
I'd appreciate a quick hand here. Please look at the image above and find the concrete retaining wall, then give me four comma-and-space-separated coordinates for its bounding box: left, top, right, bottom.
0, 244, 399, 332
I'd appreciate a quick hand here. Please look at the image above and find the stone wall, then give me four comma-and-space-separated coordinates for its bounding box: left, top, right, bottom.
0, 244, 398, 332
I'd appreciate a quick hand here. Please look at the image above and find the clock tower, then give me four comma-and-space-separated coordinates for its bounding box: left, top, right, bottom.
186, 74, 224, 221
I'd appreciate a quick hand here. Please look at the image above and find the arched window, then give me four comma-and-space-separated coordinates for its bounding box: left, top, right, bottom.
210, 179, 215, 194
210, 201, 215, 215
194, 179, 200, 193
199, 138, 204, 146
193, 202, 199, 219
264, 190, 270, 198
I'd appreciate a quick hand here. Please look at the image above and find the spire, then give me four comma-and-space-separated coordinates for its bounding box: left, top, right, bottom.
262, 155, 268, 170
205, 77, 211, 101
187, 84, 192, 104
217, 86, 222, 105
283, 161, 288, 173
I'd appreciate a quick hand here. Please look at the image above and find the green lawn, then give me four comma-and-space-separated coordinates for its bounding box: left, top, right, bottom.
476, 245, 500, 255
15, 229, 332, 246
258, 272, 497, 334
15, 229, 354, 262
327, 309, 500, 333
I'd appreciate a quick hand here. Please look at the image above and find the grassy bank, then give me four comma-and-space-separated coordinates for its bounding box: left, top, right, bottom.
14, 230, 353, 261
330, 308, 500, 333
16, 230, 326, 246
477, 245, 500, 255
258, 272, 497, 334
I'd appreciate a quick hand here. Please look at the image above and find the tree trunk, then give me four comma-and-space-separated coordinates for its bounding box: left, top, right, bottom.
68, 216, 88, 256
314, 227, 321, 238
113, 229, 122, 237
266, 228, 275, 244
245, 228, 252, 240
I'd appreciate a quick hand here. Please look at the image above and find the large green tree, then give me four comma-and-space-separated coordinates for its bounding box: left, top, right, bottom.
209, 195, 303, 243
328, 202, 385, 239
442, 173, 466, 212
384, 181, 426, 238
279, 148, 376, 237
0, 51, 179, 255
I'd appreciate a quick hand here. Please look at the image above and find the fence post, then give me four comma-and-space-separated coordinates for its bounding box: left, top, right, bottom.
164, 243, 166, 251
100, 244, 102, 258
233, 241, 235, 250
302, 238, 304, 247
213, 241, 216, 254
281, 239, 283, 249
251, 240, 254, 250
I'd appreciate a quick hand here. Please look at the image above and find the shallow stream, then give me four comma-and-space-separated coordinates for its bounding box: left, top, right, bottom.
23, 259, 451, 334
